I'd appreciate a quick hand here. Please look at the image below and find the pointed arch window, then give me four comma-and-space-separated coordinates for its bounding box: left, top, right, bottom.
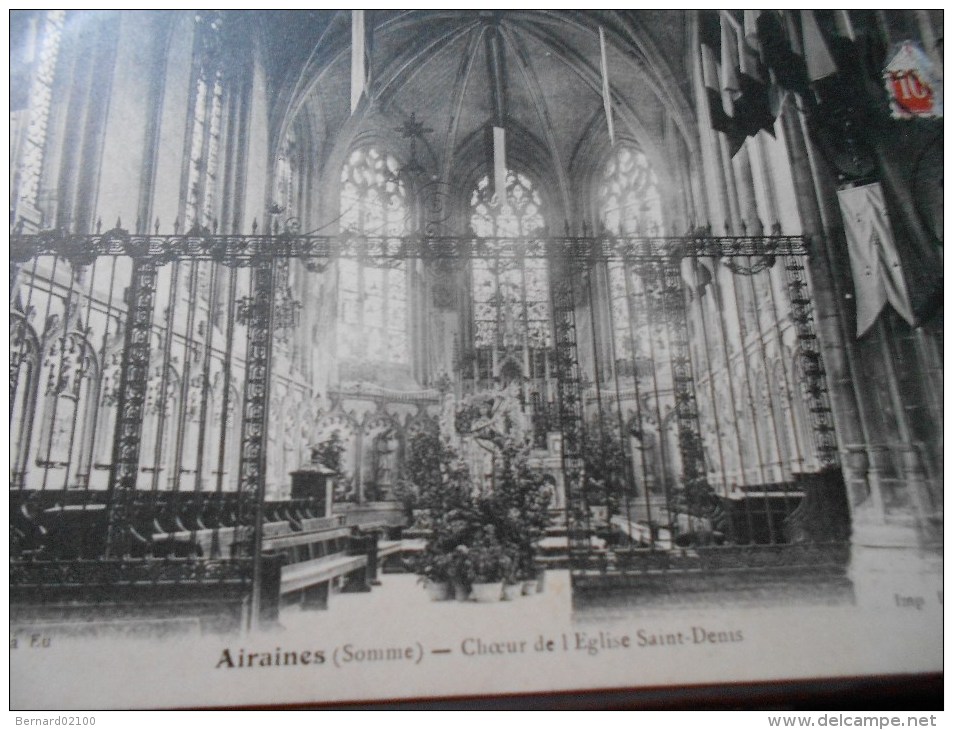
338, 147, 409, 365
12, 9, 65, 221
274, 132, 297, 219
598, 146, 664, 364
469, 171, 551, 379
184, 12, 224, 231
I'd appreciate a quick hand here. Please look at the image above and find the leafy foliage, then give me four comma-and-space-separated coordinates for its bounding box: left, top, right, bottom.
671, 426, 719, 519
475, 440, 551, 580
582, 410, 631, 516
313, 430, 345, 473
313, 430, 355, 503
408, 431, 552, 588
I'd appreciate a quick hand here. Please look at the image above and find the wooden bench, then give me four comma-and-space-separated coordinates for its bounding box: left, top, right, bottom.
151, 520, 296, 559
609, 516, 672, 549
264, 521, 374, 610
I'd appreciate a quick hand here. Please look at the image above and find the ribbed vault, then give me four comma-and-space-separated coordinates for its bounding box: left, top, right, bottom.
268, 9, 698, 219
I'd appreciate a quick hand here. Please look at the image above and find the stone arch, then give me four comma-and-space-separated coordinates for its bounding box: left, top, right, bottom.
312, 408, 361, 487
10, 311, 42, 489
30, 327, 100, 490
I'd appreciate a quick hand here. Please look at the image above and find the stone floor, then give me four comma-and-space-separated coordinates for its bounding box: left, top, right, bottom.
280, 569, 574, 640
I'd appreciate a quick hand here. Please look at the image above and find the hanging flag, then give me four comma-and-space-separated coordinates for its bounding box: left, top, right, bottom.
883, 41, 943, 119
680, 257, 715, 302
599, 26, 616, 146
733, 11, 776, 137
837, 183, 916, 336
744, 9, 786, 117
350, 10, 371, 113
720, 15, 741, 111
742, 10, 762, 74
699, 10, 746, 156
835, 10, 856, 40
756, 10, 810, 98
744, 10, 761, 47
492, 125, 507, 207
799, 10, 837, 83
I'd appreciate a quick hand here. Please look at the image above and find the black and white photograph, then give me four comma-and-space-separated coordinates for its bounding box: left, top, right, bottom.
9, 9, 943, 710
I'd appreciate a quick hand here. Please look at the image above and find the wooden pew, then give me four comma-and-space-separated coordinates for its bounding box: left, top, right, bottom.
264, 520, 372, 610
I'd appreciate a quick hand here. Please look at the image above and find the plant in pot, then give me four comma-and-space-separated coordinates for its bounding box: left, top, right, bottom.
416, 549, 452, 601
513, 552, 536, 596
500, 545, 523, 601
484, 438, 553, 596
468, 526, 511, 603
448, 544, 474, 601
406, 431, 481, 599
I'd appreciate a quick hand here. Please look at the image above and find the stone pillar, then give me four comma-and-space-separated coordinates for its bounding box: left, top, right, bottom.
778, 96, 941, 617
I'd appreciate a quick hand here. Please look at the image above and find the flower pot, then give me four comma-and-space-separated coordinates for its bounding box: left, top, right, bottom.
470, 581, 503, 603
521, 580, 536, 596
453, 582, 471, 602
501, 583, 522, 601
426, 581, 451, 601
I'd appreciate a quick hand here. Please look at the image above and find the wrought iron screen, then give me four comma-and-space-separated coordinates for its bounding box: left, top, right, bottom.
10, 226, 843, 611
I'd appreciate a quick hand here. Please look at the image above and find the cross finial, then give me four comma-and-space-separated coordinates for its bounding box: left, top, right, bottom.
394, 112, 434, 175
394, 112, 433, 141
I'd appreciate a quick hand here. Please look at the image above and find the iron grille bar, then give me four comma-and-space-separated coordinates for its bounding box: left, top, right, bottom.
104, 258, 158, 557
548, 251, 590, 566
12, 230, 811, 263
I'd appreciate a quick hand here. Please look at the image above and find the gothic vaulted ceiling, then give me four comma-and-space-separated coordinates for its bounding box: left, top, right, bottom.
253, 10, 695, 189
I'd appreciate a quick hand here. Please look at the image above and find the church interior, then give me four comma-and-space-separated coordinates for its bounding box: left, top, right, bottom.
9, 10, 943, 631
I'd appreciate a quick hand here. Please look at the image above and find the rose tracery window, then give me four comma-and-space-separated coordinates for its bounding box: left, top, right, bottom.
598, 146, 664, 363
338, 147, 409, 365
469, 171, 551, 380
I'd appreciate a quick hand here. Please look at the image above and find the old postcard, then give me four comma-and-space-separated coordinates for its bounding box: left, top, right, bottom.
9, 10, 942, 710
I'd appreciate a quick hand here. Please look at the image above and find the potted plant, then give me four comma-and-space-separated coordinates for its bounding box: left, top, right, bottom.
501, 546, 522, 600
535, 565, 546, 594
416, 550, 452, 601
468, 527, 511, 603
448, 544, 474, 601
481, 439, 553, 599
517, 554, 538, 596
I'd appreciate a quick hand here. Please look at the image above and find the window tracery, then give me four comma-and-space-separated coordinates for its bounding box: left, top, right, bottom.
338, 147, 409, 365
469, 171, 551, 377
13, 10, 64, 218
184, 12, 224, 231
598, 146, 665, 364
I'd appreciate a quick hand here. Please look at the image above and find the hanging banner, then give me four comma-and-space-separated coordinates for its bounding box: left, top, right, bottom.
350, 10, 370, 113
598, 26, 615, 146
492, 125, 507, 206
837, 182, 916, 336
883, 41, 943, 119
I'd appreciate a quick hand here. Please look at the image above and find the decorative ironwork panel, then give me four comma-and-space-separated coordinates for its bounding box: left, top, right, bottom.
10, 557, 252, 588
235, 262, 276, 559
660, 259, 711, 508
11, 231, 812, 264
782, 255, 838, 466
104, 257, 158, 557
8, 227, 842, 598
548, 251, 590, 567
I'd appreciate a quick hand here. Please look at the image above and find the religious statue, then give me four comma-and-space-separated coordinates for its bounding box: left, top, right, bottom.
453, 382, 530, 495
373, 428, 399, 496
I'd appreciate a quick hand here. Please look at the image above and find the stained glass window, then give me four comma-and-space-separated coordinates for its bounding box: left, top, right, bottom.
184, 12, 224, 231
598, 146, 664, 362
274, 134, 295, 218
469, 171, 551, 360
338, 147, 408, 364
14, 10, 64, 217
